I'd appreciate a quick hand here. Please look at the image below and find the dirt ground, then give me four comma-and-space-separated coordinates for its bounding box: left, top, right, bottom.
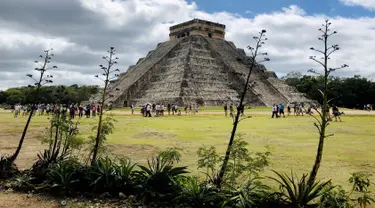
0, 191, 59, 208
0, 191, 123, 208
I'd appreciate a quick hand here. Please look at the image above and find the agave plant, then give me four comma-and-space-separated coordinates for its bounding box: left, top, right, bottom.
87, 156, 117, 193
222, 177, 270, 208
47, 160, 81, 195
11, 173, 35, 192
269, 171, 332, 208
113, 157, 137, 194
31, 149, 63, 179
175, 176, 222, 208
135, 154, 188, 204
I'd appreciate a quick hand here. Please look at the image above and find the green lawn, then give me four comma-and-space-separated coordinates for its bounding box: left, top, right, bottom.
0, 110, 374, 190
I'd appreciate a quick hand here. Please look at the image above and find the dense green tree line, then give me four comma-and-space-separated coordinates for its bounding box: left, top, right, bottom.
0, 84, 99, 105
283, 72, 375, 109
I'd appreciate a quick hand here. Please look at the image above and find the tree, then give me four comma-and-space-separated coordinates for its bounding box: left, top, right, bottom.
283, 71, 303, 87
1, 85, 99, 105
285, 74, 375, 108
90, 47, 120, 165
307, 20, 348, 187
214, 30, 270, 188
0, 91, 6, 104
10, 49, 57, 162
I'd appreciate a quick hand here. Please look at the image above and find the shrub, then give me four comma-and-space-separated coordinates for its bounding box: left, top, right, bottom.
31, 115, 83, 180
319, 183, 352, 208
135, 153, 188, 205
348, 172, 375, 208
11, 173, 35, 192
47, 159, 82, 195
174, 176, 223, 208
87, 156, 136, 196
222, 177, 270, 208
113, 157, 137, 195
0, 155, 19, 179
269, 171, 332, 207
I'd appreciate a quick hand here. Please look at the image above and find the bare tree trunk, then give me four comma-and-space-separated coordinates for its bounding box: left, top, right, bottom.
91, 51, 112, 166
10, 107, 35, 161
91, 98, 105, 165
216, 57, 256, 188
307, 22, 329, 187
10, 70, 45, 162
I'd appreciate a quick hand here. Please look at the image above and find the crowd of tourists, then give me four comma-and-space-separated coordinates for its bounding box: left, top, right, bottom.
12, 103, 102, 119
139, 103, 200, 117
268, 102, 344, 122
9, 101, 364, 123
220, 102, 345, 122
270, 103, 307, 118
223, 104, 245, 117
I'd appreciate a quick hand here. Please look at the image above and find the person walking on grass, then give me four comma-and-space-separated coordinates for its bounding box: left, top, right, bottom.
78, 104, 83, 118
86, 104, 91, 118
194, 104, 199, 114
271, 104, 278, 118
224, 104, 228, 117
167, 103, 171, 115
160, 103, 165, 116
287, 104, 291, 116
14, 104, 21, 118
131, 104, 134, 115
92, 104, 96, 118
145, 103, 152, 117
325, 104, 332, 121
229, 104, 235, 118
332, 104, 342, 122
70, 105, 76, 120
279, 103, 285, 117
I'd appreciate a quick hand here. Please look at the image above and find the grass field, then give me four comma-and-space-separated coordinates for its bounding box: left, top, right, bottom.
0, 107, 374, 190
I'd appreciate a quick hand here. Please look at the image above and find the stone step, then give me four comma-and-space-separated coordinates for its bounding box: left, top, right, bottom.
190, 48, 211, 56
189, 62, 221, 68
166, 58, 185, 65
153, 72, 227, 81
171, 49, 189, 56
106, 38, 182, 104
150, 73, 184, 82
205, 37, 289, 106
189, 55, 216, 61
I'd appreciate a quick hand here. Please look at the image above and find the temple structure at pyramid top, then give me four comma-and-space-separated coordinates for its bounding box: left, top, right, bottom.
94, 19, 312, 107
169, 19, 226, 40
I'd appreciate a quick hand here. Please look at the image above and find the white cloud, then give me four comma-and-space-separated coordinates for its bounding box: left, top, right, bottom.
0, 1, 375, 90
339, 0, 375, 10
281, 5, 306, 15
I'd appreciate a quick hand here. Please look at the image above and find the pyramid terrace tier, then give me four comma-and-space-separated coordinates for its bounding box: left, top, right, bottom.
93, 34, 312, 107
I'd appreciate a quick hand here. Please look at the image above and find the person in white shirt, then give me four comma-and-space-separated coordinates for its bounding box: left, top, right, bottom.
145, 104, 151, 117
14, 104, 21, 118
271, 104, 278, 118
160, 104, 164, 116
131, 104, 134, 114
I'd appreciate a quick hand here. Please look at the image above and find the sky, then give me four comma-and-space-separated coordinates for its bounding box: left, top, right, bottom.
0, 0, 375, 89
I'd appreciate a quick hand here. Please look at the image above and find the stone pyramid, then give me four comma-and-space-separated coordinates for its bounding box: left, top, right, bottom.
103, 19, 311, 107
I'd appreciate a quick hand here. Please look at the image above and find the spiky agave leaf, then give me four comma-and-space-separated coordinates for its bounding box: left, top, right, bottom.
268, 170, 332, 207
